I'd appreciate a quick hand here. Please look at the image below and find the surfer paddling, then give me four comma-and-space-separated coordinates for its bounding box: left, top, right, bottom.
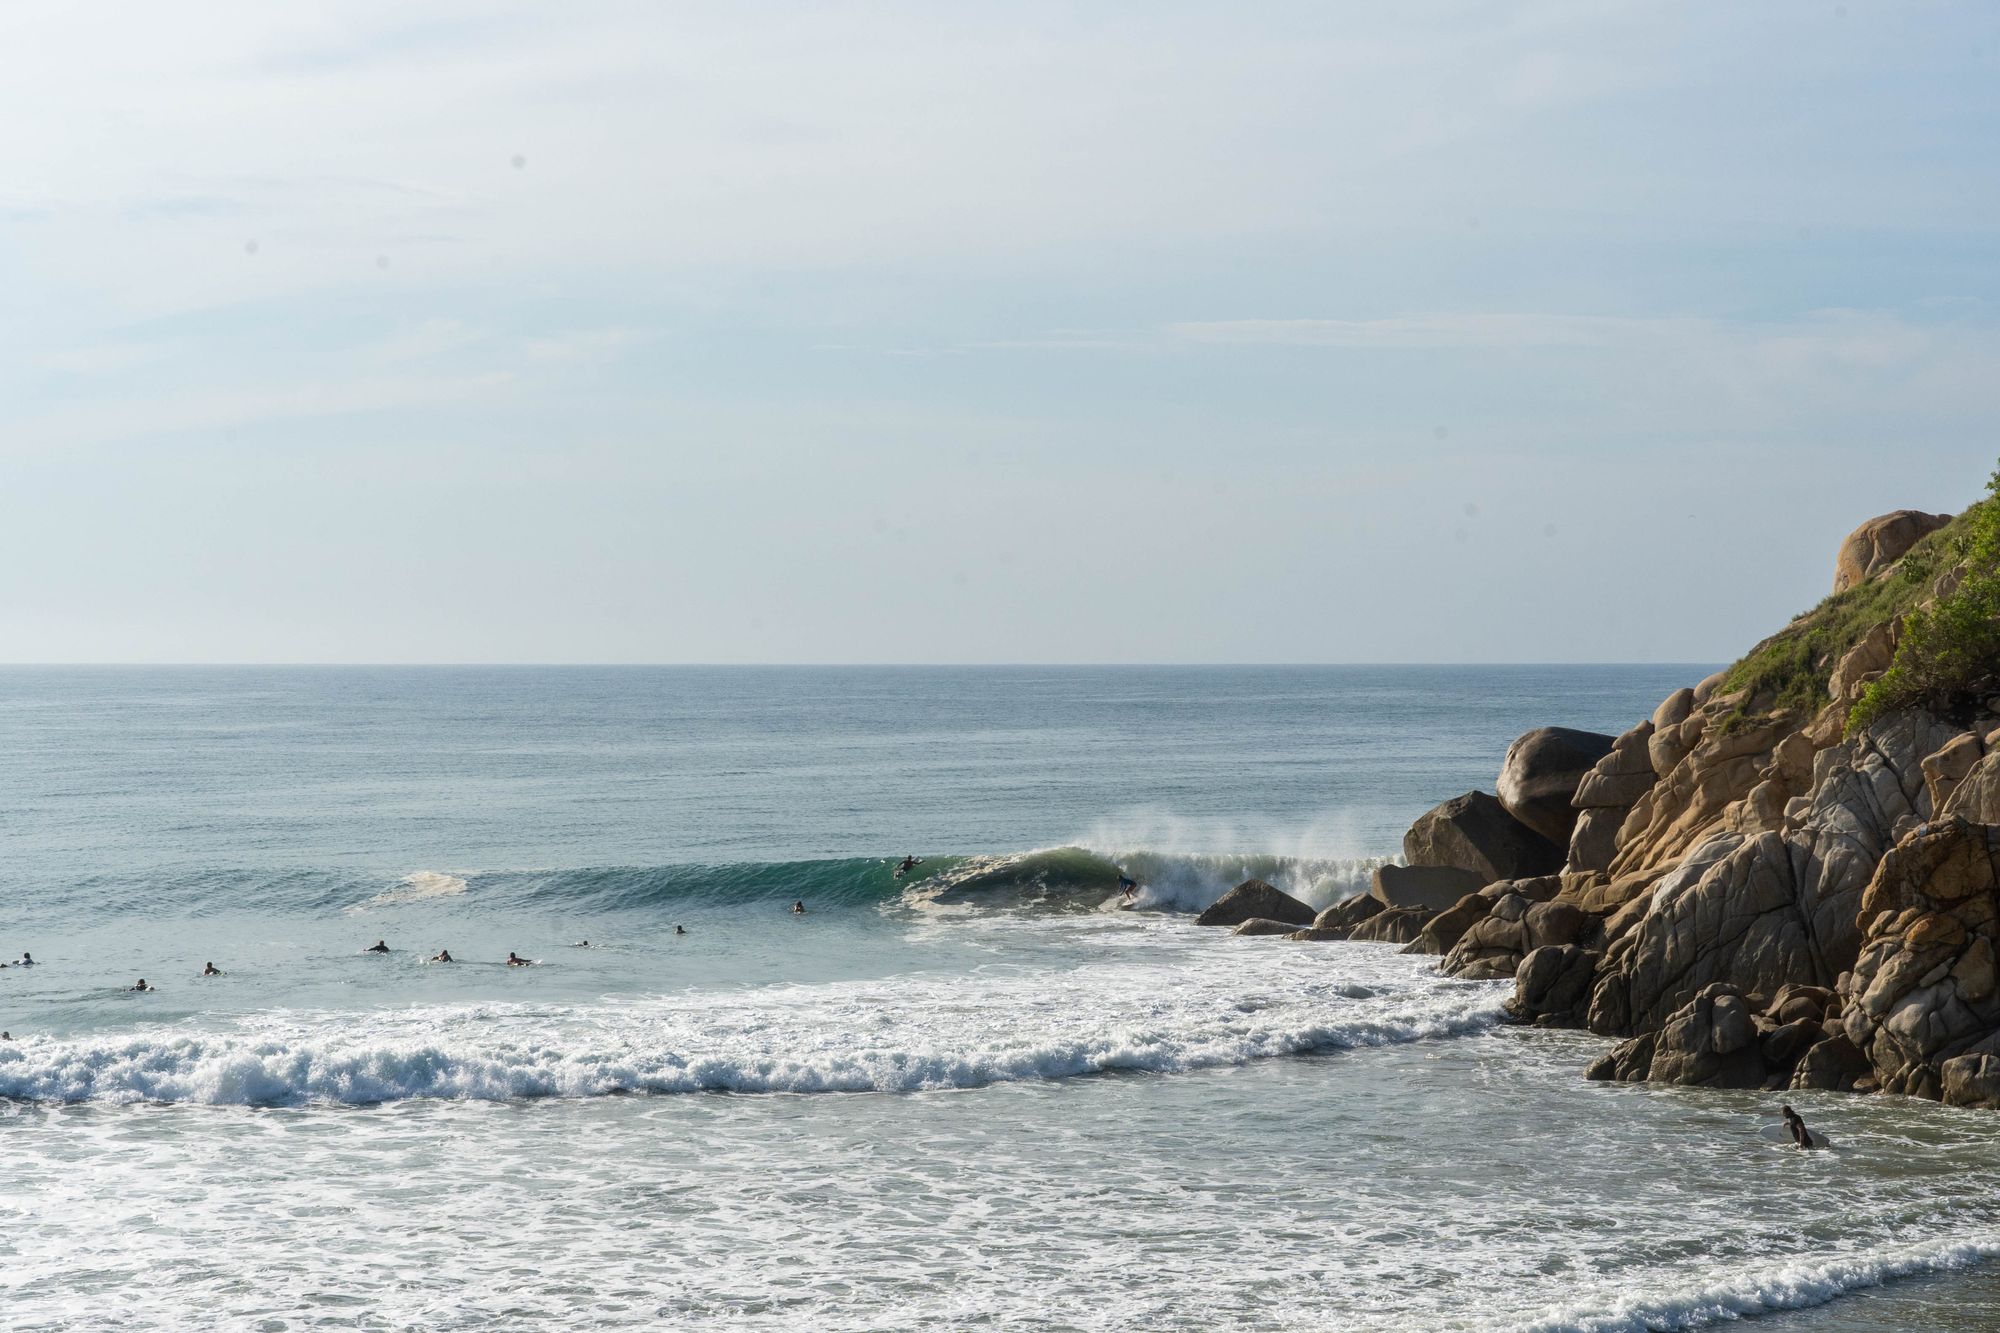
791, 900, 806, 915
364, 940, 390, 954
506, 952, 531, 967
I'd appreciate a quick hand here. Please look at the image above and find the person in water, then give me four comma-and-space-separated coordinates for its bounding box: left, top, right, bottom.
131, 979, 154, 992
674, 924, 687, 936
896, 855, 919, 876
1118, 872, 1139, 901
1781, 1105, 1815, 1149
505, 952, 531, 967
365, 940, 390, 954
201, 962, 221, 977
430, 949, 453, 964
18, 951, 34, 966
791, 900, 806, 915
0, 1031, 11, 1041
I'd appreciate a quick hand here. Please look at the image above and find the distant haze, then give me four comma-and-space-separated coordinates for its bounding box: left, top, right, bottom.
2, 2, 1996, 663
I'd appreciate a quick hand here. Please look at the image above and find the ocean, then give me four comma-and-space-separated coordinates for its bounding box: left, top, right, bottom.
7, 665, 2000, 1331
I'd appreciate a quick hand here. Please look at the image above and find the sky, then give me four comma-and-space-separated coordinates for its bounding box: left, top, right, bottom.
1, 0, 1997, 664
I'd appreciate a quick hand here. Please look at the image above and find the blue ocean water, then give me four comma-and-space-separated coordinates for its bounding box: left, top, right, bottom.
9, 664, 2000, 1331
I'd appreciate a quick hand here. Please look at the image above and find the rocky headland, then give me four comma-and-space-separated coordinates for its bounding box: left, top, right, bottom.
1205, 472, 2000, 1108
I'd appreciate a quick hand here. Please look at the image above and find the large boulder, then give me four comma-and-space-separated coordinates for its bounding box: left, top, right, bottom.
1403, 791, 1562, 883
1371, 863, 1486, 912
1196, 879, 1317, 928
1312, 894, 1385, 932
1436, 877, 1566, 980
1642, 984, 1770, 1089
1345, 906, 1432, 945
1833, 509, 1952, 594
1497, 727, 1618, 844
1506, 944, 1597, 1026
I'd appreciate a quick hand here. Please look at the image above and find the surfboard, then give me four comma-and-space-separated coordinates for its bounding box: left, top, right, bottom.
1758, 1123, 1831, 1149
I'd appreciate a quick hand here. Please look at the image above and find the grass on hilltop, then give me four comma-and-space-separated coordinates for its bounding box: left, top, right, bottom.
1713, 466, 2000, 734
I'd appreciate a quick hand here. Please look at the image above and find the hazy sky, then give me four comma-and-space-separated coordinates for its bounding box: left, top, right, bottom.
3, 1, 1997, 663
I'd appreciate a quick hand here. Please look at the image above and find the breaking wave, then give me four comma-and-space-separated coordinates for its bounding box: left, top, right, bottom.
0, 949, 1503, 1107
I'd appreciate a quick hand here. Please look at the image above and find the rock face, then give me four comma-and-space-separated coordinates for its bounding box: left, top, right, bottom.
1587, 710, 1959, 1038
1839, 817, 2000, 1101
1371, 863, 1486, 912
1833, 509, 1951, 594
1497, 727, 1618, 845
1196, 879, 1317, 928
1403, 791, 1562, 883
1566, 720, 1660, 875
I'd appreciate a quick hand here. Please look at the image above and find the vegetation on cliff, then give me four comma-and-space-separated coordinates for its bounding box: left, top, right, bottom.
1850, 468, 2000, 730
1717, 468, 2000, 730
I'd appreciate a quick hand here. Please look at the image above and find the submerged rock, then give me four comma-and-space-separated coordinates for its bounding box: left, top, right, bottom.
1195, 879, 1317, 928
1232, 917, 1303, 937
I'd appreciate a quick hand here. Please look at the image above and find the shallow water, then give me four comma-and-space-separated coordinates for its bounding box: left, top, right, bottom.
12, 664, 2000, 1330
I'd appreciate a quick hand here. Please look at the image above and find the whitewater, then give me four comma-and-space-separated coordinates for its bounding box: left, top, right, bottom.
8, 664, 2000, 1331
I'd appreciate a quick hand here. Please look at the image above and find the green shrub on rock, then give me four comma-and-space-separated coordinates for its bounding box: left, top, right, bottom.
1850, 466, 2000, 732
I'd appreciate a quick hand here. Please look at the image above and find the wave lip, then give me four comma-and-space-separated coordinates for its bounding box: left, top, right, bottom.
340, 848, 1391, 916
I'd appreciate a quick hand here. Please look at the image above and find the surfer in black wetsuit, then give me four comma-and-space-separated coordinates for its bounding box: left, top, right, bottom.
674, 925, 687, 936
364, 940, 390, 954
791, 900, 806, 915
506, 952, 531, 967
1118, 872, 1139, 902
130, 979, 154, 992
201, 962, 221, 976
18, 952, 34, 966
431, 949, 454, 964
895, 855, 919, 877
1781, 1104, 1814, 1149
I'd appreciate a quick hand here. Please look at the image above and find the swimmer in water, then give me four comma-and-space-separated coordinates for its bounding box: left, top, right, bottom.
791, 900, 806, 915
0, 1031, 10, 1041
506, 952, 531, 967
130, 979, 154, 992
364, 940, 390, 954
18, 952, 34, 966
430, 949, 454, 964
201, 962, 221, 976
572, 940, 590, 948
1781, 1104, 1816, 1149
674, 925, 687, 936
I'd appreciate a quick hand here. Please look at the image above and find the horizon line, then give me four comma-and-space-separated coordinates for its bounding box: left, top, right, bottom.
0, 660, 1726, 670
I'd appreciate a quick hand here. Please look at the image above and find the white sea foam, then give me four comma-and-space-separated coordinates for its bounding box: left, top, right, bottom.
1512, 1235, 2000, 1332
355, 869, 470, 910
0, 939, 1502, 1106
